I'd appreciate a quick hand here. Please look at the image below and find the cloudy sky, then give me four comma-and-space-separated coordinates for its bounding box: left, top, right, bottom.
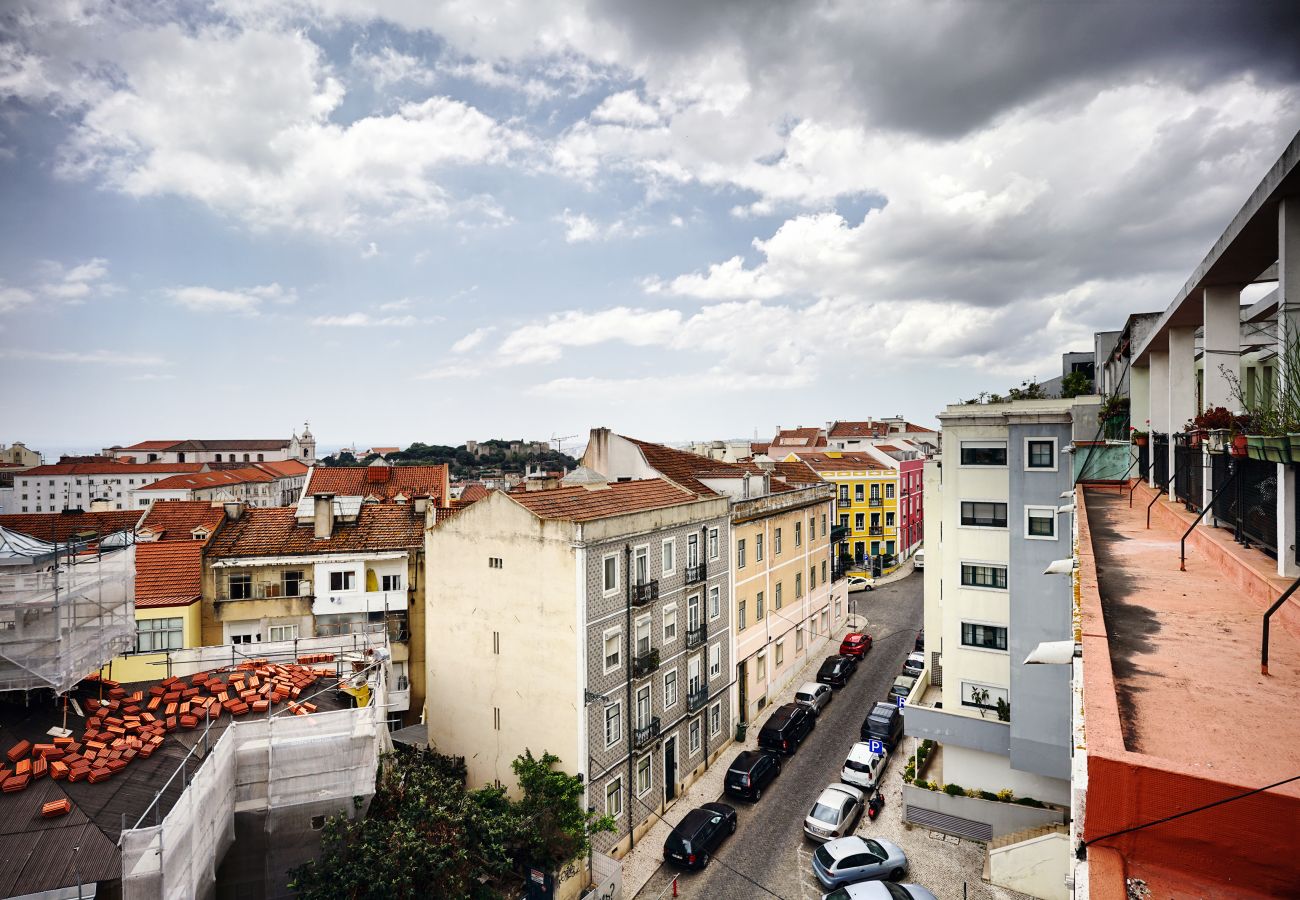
2, 0, 1299, 451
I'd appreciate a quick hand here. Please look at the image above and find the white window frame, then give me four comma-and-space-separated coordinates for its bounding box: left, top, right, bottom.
1024, 505, 1058, 541
662, 603, 677, 643
635, 614, 652, 657
268, 623, 299, 642
689, 717, 701, 754
606, 776, 623, 817
663, 668, 678, 709
636, 754, 653, 797
635, 683, 652, 730
959, 440, 1009, 468
603, 626, 622, 674
755, 651, 766, 680
775, 640, 784, 667
960, 560, 1009, 591
709, 701, 722, 737
708, 642, 721, 679
736, 537, 746, 569
633, 544, 650, 584
1024, 436, 1059, 472
755, 533, 764, 562
960, 499, 1010, 530
708, 585, 720, 620
604, 700, 622, 748
602, 554, 619, 594
661, 538, 676, 575
774, 527, 782, 555
708, 527, 719, 560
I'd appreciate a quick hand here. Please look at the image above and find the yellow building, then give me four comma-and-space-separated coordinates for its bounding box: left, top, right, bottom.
782, 452, 901, 572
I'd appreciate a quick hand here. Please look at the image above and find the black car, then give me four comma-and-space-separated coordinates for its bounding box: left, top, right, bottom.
662, 801, 737, 869
758, 702, 816, 755
860, 701, 904, 750
914, 630, 924, 653
724, 749, 782, 801
817, 655, 856, 688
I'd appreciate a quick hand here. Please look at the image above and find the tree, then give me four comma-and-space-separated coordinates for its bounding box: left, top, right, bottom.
1060, 370, 1093, 398
511, 750, 615, 870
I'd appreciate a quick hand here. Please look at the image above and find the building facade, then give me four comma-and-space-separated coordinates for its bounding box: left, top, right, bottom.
13, 461, 207, 512
104, 424, 316, 465
782, 451, 901, 572
424, 473, 732, 857
131, 460, 309, 509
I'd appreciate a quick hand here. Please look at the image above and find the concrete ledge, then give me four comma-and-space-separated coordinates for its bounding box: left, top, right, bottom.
903, 704, 1010, 757
902, 784, 1066, 840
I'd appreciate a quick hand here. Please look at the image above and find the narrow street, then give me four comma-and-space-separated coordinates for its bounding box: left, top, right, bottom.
635, 572, 924, 900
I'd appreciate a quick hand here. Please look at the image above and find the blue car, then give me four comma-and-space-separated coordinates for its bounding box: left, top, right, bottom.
812, 836, 909, 889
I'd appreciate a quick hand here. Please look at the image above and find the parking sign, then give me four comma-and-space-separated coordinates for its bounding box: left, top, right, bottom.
867, 739, 885, 755
896, 695, 906, 710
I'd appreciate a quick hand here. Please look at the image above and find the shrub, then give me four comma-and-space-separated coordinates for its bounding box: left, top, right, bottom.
979, 790, 999, 802
996, 788, 1014, 802
1014, 796, 1046, 808
903, 773, 913, 784
964, 788, 980, 799
926, 781, 940, 792
943, 783, 966, 796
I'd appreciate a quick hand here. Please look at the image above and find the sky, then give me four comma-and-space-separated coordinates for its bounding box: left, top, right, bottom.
2, 0, 1300, 452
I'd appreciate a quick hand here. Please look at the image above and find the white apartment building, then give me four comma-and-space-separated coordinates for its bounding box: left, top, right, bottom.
104, 425, 316, 465
14, 461, 208, 512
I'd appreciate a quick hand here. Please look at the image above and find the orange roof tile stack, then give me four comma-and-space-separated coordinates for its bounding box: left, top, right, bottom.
509, 478, 698, 522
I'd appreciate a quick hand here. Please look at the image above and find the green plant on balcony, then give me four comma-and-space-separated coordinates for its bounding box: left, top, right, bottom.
1060, 370, 1093, 398
996, 788, 1015, 803
943, 783, 966, 796
995, 697, 1011, 722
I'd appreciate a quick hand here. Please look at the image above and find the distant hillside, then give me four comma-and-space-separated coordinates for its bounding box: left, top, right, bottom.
319, 441, 577, 478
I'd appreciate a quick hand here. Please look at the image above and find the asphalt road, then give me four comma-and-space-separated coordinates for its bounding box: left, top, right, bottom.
635, 572, 924, 900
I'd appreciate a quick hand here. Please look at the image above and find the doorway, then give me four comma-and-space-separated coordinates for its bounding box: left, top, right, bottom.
664, 736, 677, 803
737, 660, 748, 724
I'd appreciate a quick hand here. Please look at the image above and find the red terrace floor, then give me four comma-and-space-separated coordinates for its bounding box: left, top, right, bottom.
1080, 485, 1300, 899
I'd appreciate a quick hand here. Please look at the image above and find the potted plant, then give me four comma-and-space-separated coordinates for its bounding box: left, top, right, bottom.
1130, 428, 1148, 447
1195, 406, 1235, 453
1182, 419, 1203, 449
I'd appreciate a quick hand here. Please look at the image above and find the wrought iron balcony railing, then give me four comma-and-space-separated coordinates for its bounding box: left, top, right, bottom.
684, 562, 707, 584
685, 622, 707, 650
686, 685, 708, 713
868, 497, 883, 507
633, 716, 661, 750
632, 648, 661, 678
868, 526, 884, 536
631, 580, 659, 606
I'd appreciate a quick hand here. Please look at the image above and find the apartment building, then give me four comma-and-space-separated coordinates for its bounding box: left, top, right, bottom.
300, 459, 450, 507
104, 425, 316, 465
827, 418, 940, 456
131, 459, 309, 508
906, 398, 1083, 819
13, 460, 207, 512
424, 471, 731, 857
781, 451, 897, 572
581, 429, 843, 727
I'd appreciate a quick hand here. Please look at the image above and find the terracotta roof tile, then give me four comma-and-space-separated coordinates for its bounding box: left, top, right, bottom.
138, 501, 226, 541
509, 478, 698, 522
828, 420, 937, 438
134, 541, 204, 608
621, 436, 754, 497
208, 505, 423, 558
136, 467, 275, 492
118, 440, 182, 451
787, 451, 887, 472
771, 459, 824, 485
0, 510, 143, 542
170, 439, 291, 451
304, 465, 449, 505
21, 462, 207, 477
771, 427, 827, 447
458, 483, 491, 504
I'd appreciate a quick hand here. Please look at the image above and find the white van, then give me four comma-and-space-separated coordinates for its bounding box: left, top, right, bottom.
913, 549, 925, 571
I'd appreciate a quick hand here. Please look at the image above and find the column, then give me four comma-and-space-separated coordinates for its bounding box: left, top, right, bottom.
1168, 327, 1197, 501
1203, 286, 1241, 515
1131, 364, 1151, 482
1277, 197, 1300, 577
1148, 350, 1169, 488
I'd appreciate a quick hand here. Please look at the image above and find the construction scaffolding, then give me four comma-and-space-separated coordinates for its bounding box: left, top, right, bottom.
0, 525, 136, 695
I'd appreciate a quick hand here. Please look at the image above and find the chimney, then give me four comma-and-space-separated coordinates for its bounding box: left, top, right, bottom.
413, 495, 429, 514
313, 493, 335, 539
223, 500, 244, 521
584, 427, 611, 473
89, 498, 112, 512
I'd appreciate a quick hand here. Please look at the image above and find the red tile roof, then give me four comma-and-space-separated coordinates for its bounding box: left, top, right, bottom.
304, 465, 449, 505
0, 510, 144, 542
788, 451, 887, 472
771, 459, 824, 485
136, 467, 275, 492
458, 483, 491, 504
138, 501, 226, 541
771, 427, 827, 447
135, 541, 204, 608
208, 505, 423, 558
251, 459, 309, 478
829, 420, 937, 438
508, 478, 699, 522
118, 440, 181, 451
621, 437, 753, 497
21, 462, 207, 477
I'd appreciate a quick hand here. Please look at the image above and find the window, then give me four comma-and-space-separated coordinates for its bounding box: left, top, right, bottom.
709, 702, 722, 736
603, 628, 622, 673
689, 717, 701, 754
855, 513, 865, 531
961, 681, 1009, 711
820, 610, 828, 632
834, 596, 842, 619
708, 586, 720, 620
635, 615, 652, 656
796, 627, 804, 650
961, 501, 1008, 528
855, 484, 865, 502
329, 570, 356, 591
662, 538, 676, 574
709, 643, 721, 678
606, 777, 623, 817
603, 555, 619, 593
634, 546, 649, 584
664, 669, 678, 708
821, 514, 828, 536
636, 754, 652, 796
737, 538, 746, 569
840, 486, 850, 504
885, 483, 895, 499
1026, 438, 1057, 470
774, 582, 783, 609
755, 590, 764, 620
605, 702, 622, 748
1026, 506, 1056, 539
136, 617, 183, 652
268, 623, 299, 642
960, 441, 1008, 466
229, 573, 252, 600
774, 528, 782, 554
738, 600, 747, 631
636, 684, 652, 729
755, 534, 764, 561
810, 515, 817, 540
775, 641, 784, 666
809, 566, 816, 590
794, 521, 802, 547
756, 652, 766, 679
795, 572, 803, 598
708, 527, 719, 560
961, 563, 1008, 589
283, 570, 304, 596
688, 654, 702, 694
962, 622, 1008, 651
381, 573, 402, 591
840, 514, 849, 528
821, 559, 827, 583
663, 604, 677, 642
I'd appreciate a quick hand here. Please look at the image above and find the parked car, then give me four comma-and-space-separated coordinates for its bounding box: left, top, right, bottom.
901, 652, 924, 677
724, 750, 782, 801
795, 681, 833, 716
838, 632, 873, 658
758, 702, 816, 755
811, 836, 909, 889
817, 655, 856, 688
914, 630, 924, 653
840, 741, 889, 791
860, 701, 904, 750
913, 549, 924, 571
662, 801, 737, 869
804, 783, 866, 842
822, 881, 939, 900
888, 674, 917, 704
846, 575, 875, 592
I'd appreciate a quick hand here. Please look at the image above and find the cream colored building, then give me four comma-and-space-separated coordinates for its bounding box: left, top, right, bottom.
424, 470, 732, 857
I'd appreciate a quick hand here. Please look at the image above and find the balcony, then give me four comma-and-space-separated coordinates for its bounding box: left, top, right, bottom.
686, 685, 708, 713
632, 716, 661, 750
868, 526, 884, 536
684, 562, 707, 584
838, 495, 852, 506
216, 581, 312, 603
685, 622, 707, 650
868, 497, 883, 507
632, 648, 661, 678
631, 580, 659, 607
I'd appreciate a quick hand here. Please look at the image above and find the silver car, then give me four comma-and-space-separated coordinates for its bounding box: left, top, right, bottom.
840, 741, 888, 791
822, 882, 938, 900
901, 652, 924, 677
812, 835, 909, 888
803, 783, 865, 842
794, 681, 833, 716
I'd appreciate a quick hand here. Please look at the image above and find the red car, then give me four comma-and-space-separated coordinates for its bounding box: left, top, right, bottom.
838, 632, 873, 658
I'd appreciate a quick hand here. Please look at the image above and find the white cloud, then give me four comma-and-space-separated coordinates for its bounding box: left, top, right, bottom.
352, 45, 433, 88
0, 348, 168, 366
35, 257, 113, 301
591, 90, 660, 126
126, 372, 177, 381
450, 326, 494, 353
0, 285, 35, 313
557, 208, 648, 243
496, 307, 683, 364
311, 312, 421, 327
379, 298, 413, 311
168, 281, 296, 314
361, 241, 380, 259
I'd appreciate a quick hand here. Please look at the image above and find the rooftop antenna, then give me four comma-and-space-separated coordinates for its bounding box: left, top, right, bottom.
551, 433, 578, 457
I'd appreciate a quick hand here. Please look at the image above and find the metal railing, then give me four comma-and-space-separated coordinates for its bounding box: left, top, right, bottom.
686, 685, 708, 713
631, 580, 659, 606
632, 648, 661, 678
1210, 454, 1279, 558
868, 497, 883, 507
684, 562, 707, 584
216, 583, 312, 603
685, 622, 707, 650
838, 495, 852, 507
633, 716, 661, 750
1173, 439, 1202, 512
1152, 434, 1169, 487
868, 526, 884, 536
